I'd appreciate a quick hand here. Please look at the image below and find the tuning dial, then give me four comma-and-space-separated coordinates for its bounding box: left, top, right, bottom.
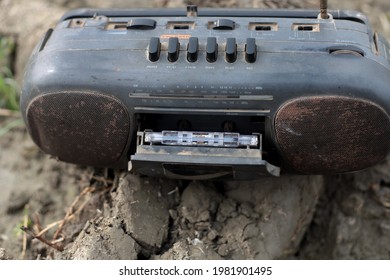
225, 38, 237, 63
206, 37, 218, 63
148, 37, 161, 62
187, 37, 198, 62
168, 37, 180, 62
245, 38, 257, 63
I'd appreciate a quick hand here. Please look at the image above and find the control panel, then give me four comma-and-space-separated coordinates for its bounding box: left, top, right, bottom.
49, 7, 387, 69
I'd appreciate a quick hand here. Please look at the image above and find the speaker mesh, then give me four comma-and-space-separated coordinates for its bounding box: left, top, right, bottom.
275, 96, 390, 174
26, 91, 130, 166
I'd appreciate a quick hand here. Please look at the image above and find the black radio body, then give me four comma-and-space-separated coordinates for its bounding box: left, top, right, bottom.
21, 6, 390, 180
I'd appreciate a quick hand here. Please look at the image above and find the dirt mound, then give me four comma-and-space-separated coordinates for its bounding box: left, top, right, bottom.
56, 174, 322, 260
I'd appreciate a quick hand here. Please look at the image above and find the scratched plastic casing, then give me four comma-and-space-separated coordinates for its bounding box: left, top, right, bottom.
21, 8, 390, 179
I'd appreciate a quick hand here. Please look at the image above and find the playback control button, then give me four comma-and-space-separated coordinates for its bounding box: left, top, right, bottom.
225, 38, 237, 63
148, 37, 161, 62
187, 37, 199, 62
245, 38, 257, 63
206, 37, 218, 63
168, 37, 180, 62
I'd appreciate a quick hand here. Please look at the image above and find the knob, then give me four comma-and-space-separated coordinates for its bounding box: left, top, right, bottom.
206, 37, 218, 63
225, 38, 237, 63
148, 37, 160, 62
168, 37, 180, 62
245, 38, 257, 63
187, 37, 198, 62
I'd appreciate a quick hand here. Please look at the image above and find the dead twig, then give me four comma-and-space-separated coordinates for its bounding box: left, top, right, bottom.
37, 220, 63, 238
51, 234, 65, 245
91, 175, 113, 186
20, 207, 29, 259
20, 169, 115, 256
32, 212, 42, 235
52, 184, 108, 239
52, 186, 94, 240
20, 226, 64, 252
25, 187, 94, 252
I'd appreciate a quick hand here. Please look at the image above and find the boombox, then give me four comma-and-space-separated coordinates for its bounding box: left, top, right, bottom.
21, 2, 390, 180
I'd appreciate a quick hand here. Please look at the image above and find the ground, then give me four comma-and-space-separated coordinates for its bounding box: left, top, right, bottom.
0, 0, 389, 260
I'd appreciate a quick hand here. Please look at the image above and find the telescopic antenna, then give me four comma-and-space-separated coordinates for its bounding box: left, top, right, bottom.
187, 5, 198, 17
320, 0, 329, 19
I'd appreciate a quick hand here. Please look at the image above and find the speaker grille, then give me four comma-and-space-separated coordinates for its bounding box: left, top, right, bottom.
26, 91, 130, 166
275, 96, 390, 174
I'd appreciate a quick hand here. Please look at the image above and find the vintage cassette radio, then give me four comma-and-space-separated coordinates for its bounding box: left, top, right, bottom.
21, 1, 390, 179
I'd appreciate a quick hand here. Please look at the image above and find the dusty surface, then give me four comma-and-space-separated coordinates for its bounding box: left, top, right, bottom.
299, 163, 390, 259
0, 0, 389, 260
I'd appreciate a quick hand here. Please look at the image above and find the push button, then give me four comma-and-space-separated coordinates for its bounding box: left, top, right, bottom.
206, 37, 218, 63
187, 37, 198, 62
148, 37, 160, 62
245, 38, 257, 63
225, 38, 237, 63
213, 19, 235, 30
127, 19, 156, 30
168, 37, 180, 62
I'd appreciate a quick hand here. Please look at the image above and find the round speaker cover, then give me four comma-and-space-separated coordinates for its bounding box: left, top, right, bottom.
26, 91, 130, 167
275, 96, 390, 174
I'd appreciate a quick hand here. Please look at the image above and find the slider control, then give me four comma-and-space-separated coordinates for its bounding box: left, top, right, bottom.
206, 37, 218, 63
225, 38, 237, 63
187, 37, 198, 62
168, 37, 180, 62
128, 19, 156, 30
213, 19, 235, 30
148, 37, 160, 62
245, 38, 257, 63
